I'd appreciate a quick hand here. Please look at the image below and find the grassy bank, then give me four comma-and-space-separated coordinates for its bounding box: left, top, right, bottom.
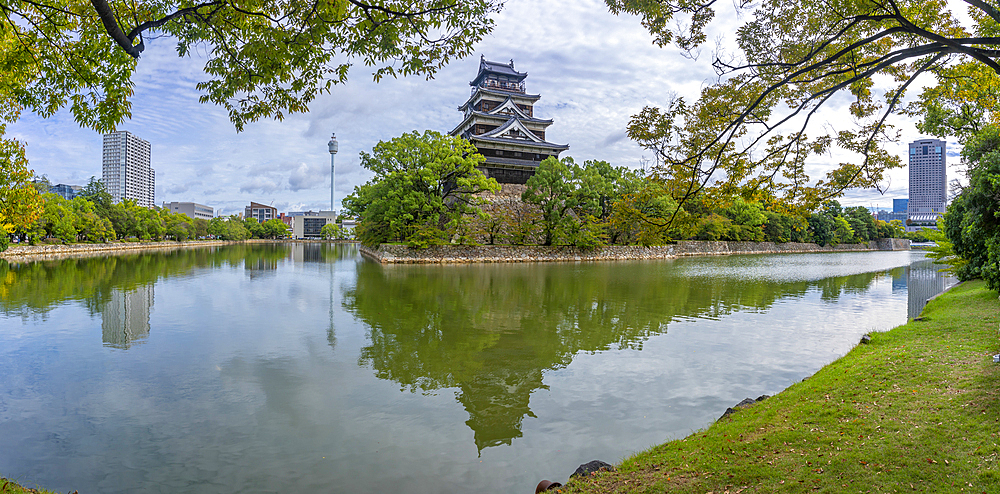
560, 280, 1000, 493
0, 478, 58, 494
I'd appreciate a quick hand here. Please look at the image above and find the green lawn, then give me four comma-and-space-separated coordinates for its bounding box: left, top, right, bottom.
559, 280, 1000, 493
0, 478, 57, 494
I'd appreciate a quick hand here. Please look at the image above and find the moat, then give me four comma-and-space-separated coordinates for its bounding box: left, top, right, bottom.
0, 244, 954, 493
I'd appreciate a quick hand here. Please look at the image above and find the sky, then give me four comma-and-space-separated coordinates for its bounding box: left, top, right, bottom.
8, 0, 967, 216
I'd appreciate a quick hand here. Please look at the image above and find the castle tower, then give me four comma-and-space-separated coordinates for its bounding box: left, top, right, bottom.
449, 57, 569, 184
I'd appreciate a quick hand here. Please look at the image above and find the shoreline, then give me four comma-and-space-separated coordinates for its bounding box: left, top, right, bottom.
360, 238, 911, 263
555, 279, 999, 493
0, 239, 356, 263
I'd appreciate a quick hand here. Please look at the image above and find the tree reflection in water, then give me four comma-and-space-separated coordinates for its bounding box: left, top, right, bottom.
343, 259, 894, 452
0, 243, 289, 320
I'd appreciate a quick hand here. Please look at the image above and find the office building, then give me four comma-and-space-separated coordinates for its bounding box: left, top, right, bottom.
291, 211, 338, 238
245, 202, 277, 223
162, 201, 214, 220
102, 131, 155, 208
875, 198, 908, 223
51, 183, 83, 200
907, 139, 947, 231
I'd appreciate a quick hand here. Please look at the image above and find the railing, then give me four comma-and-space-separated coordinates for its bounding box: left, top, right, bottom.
472, 79, 526, 94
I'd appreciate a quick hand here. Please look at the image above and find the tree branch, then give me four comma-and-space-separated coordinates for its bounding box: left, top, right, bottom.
89, 0, 142, 58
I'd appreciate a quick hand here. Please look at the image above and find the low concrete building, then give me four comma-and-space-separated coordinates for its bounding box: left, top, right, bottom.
162, 201, 214, 220
291, 211, 338, 238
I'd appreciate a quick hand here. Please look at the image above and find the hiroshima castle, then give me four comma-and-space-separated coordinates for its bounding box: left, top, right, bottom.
450, 56, 569, 184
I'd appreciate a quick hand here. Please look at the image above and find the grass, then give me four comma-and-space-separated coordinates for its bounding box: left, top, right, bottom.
0, 478, 59, 494
559, 280, 1000, 493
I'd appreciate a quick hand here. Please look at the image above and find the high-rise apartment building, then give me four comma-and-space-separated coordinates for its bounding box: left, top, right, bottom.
102, 131, 155, 208
907, 138, 947, 231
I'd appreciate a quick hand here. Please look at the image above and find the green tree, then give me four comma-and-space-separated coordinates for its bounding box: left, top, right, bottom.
261, 218, 289, 239
192, 218, 209, 239
722, 197, 766, 241
0, 101, 43, 249
609, 178, 684, 246
808, 214, 836, 247
2, 0, 500, 130
207, 216, 248, 240
607, 0, 993, 220
163, 210, 195, 241
243, 218, 266, 239
344, 130, 498, 248
0, 0, 500, 246
70, 196, 115, 242
833, 216, 856, 245
763, 211, 793, 243
843, 206, 877, 242
320, 222, 345, 240
36, 192, 79, 243
521, 157, 614, 246
521, 157, 577, 246
942, 126, 1000, 289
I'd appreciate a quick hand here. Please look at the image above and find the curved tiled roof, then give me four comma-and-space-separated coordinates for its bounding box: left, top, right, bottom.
471, 135, 569, 151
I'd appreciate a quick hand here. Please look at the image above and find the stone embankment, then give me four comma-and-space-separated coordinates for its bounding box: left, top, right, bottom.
0, 240, 255, 262
359, 238, 910, 263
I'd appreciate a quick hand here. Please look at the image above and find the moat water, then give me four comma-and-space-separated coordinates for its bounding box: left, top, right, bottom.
0, 245, 954, 493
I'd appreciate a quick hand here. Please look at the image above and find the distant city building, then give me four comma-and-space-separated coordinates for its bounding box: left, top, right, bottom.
102, 131, 154, 208
278, 213, 294, 228
31, 180, 83, 201
449, 56, 569, 184
245, 202, 277, 223
876, 210, 907, 223
907, 138, 947, 232
162, 201, 214, 220
50, 183, 83, 200
291, 211, 337, 238
875, 199, 907, 223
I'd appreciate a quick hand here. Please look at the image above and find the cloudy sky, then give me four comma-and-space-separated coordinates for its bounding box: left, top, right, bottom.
9, 0, 965, 216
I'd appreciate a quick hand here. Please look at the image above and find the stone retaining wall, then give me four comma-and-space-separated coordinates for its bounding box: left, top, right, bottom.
0, 240, 259, 262
360, 238, 910, 264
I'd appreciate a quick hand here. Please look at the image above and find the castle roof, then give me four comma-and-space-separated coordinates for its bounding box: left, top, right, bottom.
470, 117, 569, 151
459, 88, 541, 111
449, 112, 553, 137
470, 56, 527, 87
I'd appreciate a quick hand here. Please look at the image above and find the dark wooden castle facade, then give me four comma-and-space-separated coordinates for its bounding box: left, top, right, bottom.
450, 57, 569, 184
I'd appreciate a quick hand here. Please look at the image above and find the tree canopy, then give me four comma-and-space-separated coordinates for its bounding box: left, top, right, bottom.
2, 0, 501, 133
607, 0, 1000, 218
343, 130, 498, 247
0, 0, 501, 229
